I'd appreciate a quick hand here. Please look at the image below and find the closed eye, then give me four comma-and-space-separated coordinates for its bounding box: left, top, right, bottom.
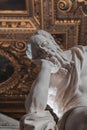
40, 41, 49, 47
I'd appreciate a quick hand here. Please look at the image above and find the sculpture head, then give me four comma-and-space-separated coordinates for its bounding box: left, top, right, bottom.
35, 30, 62, 51
26, 30, 69, 70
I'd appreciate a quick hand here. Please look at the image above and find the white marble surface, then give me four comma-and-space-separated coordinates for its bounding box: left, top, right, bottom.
0, 113, 19, 130
24, 30, 87, 130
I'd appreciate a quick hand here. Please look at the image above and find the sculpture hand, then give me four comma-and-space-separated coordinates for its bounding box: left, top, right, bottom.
32, 59, 52, 66
32, 59, 59, 74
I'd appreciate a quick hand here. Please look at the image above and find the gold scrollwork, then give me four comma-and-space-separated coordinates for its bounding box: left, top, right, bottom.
57, 0, 87, 15
1, 22, 7, 27
0, 49, 19, 94
11, 22, 18, 28
57, 0, 73, 13
12, 41, 27, 53
0, 19, 36, 30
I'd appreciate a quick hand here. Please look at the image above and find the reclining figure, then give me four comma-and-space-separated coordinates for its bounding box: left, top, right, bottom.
20, 30, 87, 130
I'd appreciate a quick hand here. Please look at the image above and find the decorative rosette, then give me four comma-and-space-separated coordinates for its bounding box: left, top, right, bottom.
57, 0, 73, 13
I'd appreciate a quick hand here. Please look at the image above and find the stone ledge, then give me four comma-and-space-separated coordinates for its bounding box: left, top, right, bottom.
0, 113, 19, 130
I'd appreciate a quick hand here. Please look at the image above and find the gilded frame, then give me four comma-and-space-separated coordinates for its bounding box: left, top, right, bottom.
0, 0, 29, 15
51, 32, 68, 50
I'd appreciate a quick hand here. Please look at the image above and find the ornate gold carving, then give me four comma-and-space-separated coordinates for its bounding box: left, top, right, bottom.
79, 1, 87, 16
0, 48, 19, 94
0, 19, 36, 31
55, 19, 80, 24
33, 0, 41, 25
0, 37, 39, 97
56, 0, 87, 15
40, 0, 44, 29
45, 0, 81, 47
54, 20, 80, 48
11, 41, 26, 54
0, 33, 32, 41
57, 0, 73, 13
33, 0, 44, 28
0, 0, 44, 31
1, 22, 7, 27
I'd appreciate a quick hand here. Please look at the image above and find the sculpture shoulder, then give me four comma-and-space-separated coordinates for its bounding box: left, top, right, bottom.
64, 45, 87, 63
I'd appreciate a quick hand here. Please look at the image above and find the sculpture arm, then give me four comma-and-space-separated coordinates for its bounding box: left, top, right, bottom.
25, 60, 51, 113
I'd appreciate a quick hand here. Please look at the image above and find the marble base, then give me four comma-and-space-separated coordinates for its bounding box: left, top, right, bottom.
0, 113, 19, 130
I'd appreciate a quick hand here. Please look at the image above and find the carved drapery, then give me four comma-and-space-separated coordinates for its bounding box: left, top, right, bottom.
0, 0, 87, 119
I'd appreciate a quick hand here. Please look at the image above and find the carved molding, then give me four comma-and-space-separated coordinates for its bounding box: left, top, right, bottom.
0, 48, 19, 94
0, 0, 29, 16
0, 0, 44, 31
56, 0, 87, 16
54, 20, 80, 48
0, 19, 36, 31
0, 0, 81, 96
33, 0, 44, 28
0, 39, 39, 96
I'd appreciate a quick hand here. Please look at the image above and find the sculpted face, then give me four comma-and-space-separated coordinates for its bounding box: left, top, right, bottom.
27, 34, 60, 65
36, 30, 62, 51
26, 30, 68, 73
